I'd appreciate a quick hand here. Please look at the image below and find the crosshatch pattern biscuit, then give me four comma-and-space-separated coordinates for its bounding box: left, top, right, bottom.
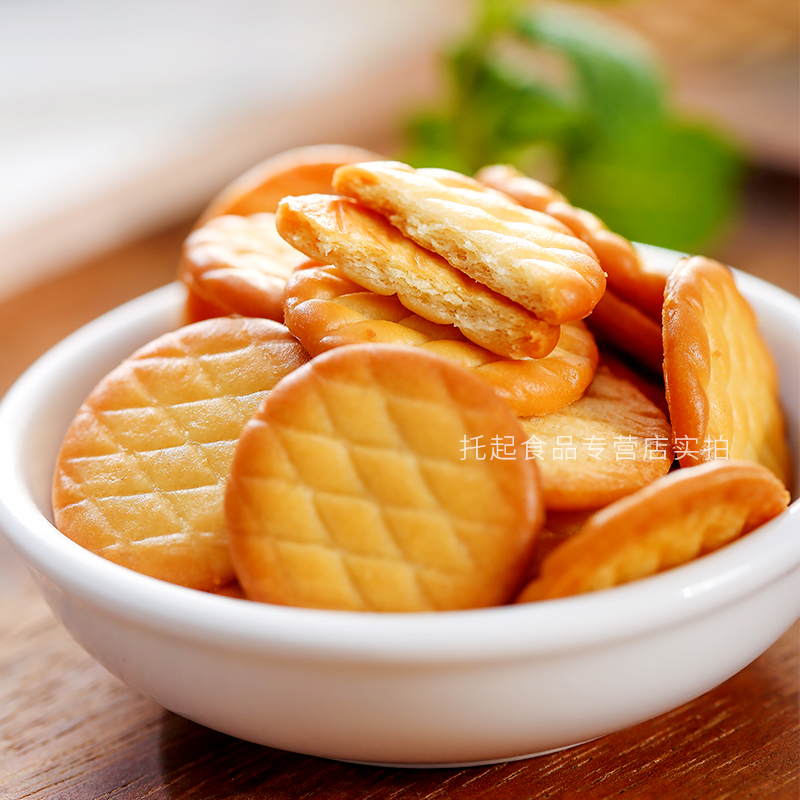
195, 143, 383, 225
179, 213, 311, 323
519, 365, 674, 510
516, 460, 790, 602
332, 161, 606, 325
225, 344, 544, 611
275, 193, 561, 359
476, 163, 667, 321
282, 265, 599, 417
52, 317, 310, 590
663, 256, 792, 487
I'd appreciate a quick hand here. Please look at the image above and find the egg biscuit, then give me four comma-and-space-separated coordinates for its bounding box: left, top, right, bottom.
52, 317, 310, 590
476, 163, 667, 320
195, 143, 382, 225
663, 256, 792, 486
275, 193, 561, 359
180, 213, 311, 323
332, 161, 606, 325
282, 265, 599, 417
225, 343, 543, 611
517, 460, 790, 601
519, 365, 674, 510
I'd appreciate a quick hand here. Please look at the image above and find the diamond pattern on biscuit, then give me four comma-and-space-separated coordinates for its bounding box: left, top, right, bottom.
275, 193, 561, 359
53, 318, 309, 590
332, 161, 606, 325
226, 344, 542, 611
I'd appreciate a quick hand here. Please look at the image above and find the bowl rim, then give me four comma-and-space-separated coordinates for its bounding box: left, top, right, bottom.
0, 266, 798, 665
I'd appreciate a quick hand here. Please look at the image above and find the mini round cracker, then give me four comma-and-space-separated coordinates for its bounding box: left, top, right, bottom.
180, 213, 311, 323
282, 265, 599, 417
52, 317, 310, 591
663, 256, 792, 486
476, 163, 667, 321
275, 193, 561, 359
225, 343, 544, 612
195, 143, 383, 225
518, 365, 674, 510
332, 161, 606, 325
517, 459, 790, 602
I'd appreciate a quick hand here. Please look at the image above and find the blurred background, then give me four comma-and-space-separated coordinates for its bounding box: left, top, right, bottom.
0, 0, 797, 302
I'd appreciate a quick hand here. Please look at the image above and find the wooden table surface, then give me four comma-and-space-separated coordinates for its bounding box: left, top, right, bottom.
1, 171, 798, 799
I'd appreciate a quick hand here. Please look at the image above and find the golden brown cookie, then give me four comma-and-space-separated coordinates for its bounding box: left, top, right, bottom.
179, 213, 312, 323
475, 164, 565, 209
195, 143, 383, 225
275, 193, 560, 359
52, 317, 310, 591
225, 343, 543, 611
476, 163, 667, 321
282, 265, 599, 417
519, 365, 674, 510
516, 460, 790, 602
663, 256, 792, 486
332, 161, 606, 325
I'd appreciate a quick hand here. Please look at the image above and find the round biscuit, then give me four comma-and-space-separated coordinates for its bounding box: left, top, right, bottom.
179, 213, 311, 323
517, 459, 790, 601
52, 317, 310, 591
332, 161, 606, 325
195, 143, 383, 225
225, 343, 544, 611
476, 163, 667, 321
663, 256, 792, 486
178, 212, 308, 322
585, 287, 664, 375
282, 265, 599, 417
519, 365, 674, 510
275, 193, 561, 359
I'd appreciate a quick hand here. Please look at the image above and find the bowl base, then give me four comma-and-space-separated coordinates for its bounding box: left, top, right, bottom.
339, 738, 596, 769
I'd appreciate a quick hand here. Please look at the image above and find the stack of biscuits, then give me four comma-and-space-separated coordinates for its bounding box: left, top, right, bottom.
52, 144, 793, 611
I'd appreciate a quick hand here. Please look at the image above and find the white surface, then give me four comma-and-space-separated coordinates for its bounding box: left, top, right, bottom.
0, 0, 463, 299
4, 0, 795, 303
0, 248, 798, 766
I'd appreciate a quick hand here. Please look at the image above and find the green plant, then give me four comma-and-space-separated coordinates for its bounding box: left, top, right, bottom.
401, 0, 743, 252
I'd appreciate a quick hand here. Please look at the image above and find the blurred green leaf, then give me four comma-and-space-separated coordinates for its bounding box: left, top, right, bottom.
516, 5, 666, 135
452, 47, 579, 165
563, 118, 743, 252
400, 112, 473, 173
401, 0, 744, 251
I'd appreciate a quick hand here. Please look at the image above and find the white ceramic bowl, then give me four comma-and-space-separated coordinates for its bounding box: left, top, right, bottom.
1, 247, 798, 767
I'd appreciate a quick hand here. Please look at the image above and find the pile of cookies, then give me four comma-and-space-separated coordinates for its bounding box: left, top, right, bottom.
52, 144, 793, 612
